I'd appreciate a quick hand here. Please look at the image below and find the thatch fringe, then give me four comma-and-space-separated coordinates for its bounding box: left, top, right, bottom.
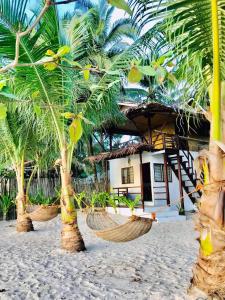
87, 142, 152, 163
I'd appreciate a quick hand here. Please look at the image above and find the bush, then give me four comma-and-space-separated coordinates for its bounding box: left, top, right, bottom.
0, 194, 15, 221
74, 192, 87, 209
29, 190, 55, 205
91, 192, 110, 208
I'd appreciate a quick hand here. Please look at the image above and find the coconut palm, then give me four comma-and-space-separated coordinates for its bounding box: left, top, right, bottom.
130, 0, 225, 297
70, 0, 138, 59
0, 103, 48, 231
0, 0, 141, 252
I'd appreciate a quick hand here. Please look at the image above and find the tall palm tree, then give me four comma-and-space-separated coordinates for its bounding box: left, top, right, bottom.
0, 0, 140, 252
130, 0, 225, 297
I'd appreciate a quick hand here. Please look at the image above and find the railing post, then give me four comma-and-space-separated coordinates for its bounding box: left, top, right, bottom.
162, 133, 166, 150
177, 152, 184, 210
164, 153, 170, 206
139, 152, 144, 210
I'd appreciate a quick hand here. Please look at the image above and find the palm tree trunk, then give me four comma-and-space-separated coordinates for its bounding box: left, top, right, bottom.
2, 213, 7, 221
189, 111, 225, 298
60, 146, 85, 252
16, 161, 33, 232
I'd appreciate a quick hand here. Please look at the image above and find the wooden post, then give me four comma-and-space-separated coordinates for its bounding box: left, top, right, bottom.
177, 152, 184, 209
139, 152, 144, 210
163, 153, 170, 206
147, 115, 152, 145
109, 133, 113, 151
89, 136, 98, 184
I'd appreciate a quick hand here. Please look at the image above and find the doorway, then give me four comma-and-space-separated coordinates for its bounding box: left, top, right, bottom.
141, 162, 152, 202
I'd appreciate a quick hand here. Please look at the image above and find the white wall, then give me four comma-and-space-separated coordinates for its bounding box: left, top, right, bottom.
109, 154, 141, 197
109, 150, 197, 210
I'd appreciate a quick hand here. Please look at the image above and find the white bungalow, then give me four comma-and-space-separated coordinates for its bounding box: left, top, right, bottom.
89, 102, 209, 220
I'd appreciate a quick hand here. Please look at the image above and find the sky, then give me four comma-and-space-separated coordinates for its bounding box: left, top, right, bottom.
28, 0, 127, 21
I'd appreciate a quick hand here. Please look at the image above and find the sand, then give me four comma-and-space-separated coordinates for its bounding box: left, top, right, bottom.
0, 214, 198, 300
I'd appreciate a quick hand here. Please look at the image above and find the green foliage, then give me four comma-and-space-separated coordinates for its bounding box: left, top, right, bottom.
0, 194, 14, 220
91, 192, 110, 208
29, 190, 55, 206
108, 0, 132, 16
0, 103, 7, 120
107, 194, 119, 213
121, 195, 141, 214
176, 203, 185, 216
74, 192, 87, 209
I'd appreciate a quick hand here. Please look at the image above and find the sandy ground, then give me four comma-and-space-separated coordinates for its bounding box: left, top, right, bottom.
0, 214, 198, 300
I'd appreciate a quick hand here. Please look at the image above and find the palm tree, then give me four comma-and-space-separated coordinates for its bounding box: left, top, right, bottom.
70, 0, 137, 59
0, 0, 140, 252
130, 0, 225, 297
0, 103, 46, 232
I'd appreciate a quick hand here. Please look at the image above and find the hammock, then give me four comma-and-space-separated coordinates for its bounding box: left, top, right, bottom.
86, 210, 153, 242
26, 205, 59, 222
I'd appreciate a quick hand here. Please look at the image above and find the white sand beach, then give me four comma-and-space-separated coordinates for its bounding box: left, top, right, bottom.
0, 214, 198, 300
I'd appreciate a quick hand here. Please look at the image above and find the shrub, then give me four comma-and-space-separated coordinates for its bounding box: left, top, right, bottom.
74, 192, 87, 209
0, 195, 15, 221
29, 190, 54, 205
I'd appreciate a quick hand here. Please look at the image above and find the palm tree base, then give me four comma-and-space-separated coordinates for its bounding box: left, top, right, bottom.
61, 223, 86, 252
16, 216, 34, 232
188, 214, 225, 299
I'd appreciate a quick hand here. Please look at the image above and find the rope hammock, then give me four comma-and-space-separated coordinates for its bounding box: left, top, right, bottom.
86, 209, 153, 242
26, 204, 59, 222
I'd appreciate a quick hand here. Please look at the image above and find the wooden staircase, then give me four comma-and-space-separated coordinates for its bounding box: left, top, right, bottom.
166, 149, 201, 204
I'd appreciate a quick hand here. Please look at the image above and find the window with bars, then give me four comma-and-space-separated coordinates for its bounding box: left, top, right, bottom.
121, 167, 134, 184
154, 163, 172, 182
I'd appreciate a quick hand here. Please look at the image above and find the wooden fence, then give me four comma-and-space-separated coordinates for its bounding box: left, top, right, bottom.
0, 176, 108, 220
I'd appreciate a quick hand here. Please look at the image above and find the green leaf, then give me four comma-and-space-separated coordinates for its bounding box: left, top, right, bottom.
0, 103, 7, 120
167, 61, 175, 67
62, 58, 82, 69
105, 70, 121, 75
69, 118, 83, 144
108, 0, 132, 15
128, 66, 142, 83
31, 91, 40, 99
157, 56, 166, 65
167, 73, 178, 84
0, 80, 7, 91
137, 66, 156, 76
57, 45, 71, 57
156, 66, 166, 84
43, 62, 58, 71
108, 79, 120, 88
83, 64, 91, 81
80, 115, 95, 126
33, 104, 42, 116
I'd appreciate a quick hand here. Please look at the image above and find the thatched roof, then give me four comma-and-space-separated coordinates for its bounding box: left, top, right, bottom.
124, 102, 177, 117
87, 142, 152, 163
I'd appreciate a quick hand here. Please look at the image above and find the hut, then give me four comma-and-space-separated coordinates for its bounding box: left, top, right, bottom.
88, 102, 209, 214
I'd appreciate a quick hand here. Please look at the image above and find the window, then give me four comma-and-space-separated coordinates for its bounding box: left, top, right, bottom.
121, 167, 134, 184
154, 164, 172, 182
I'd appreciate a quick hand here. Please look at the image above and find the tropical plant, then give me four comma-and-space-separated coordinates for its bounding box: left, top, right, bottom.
74, 191, 87, 209
0, 194, 14, 221
0, 103, 50, 232
130, 0, 225, 297
107, 194, 119, 213
90, 191, 110, 208
122, 195, 141, 214
0, 0, 138, 252
29, 190, 55, 206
